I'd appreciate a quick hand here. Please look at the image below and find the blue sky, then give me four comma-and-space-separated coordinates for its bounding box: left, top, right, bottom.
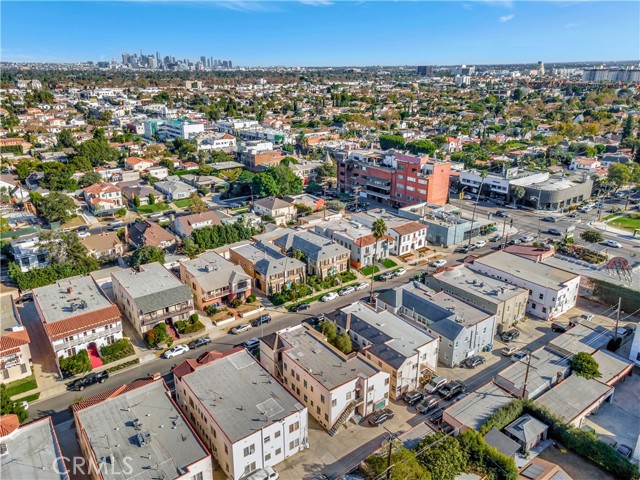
2, 1, 639, 66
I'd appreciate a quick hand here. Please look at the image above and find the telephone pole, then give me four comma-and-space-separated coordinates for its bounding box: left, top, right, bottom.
614, 297, 622, 340
521, 353, 532, 399
386, 435, 393, 480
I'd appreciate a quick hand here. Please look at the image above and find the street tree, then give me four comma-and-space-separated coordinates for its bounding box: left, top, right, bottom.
607, 163, 631, 190
369, 218, 387, 302
580, 230, 604, 244
188, 193, 207, 214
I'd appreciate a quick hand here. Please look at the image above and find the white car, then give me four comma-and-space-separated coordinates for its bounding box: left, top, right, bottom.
602, 240, 621, 248
431, 259, 447, 268
229, 323, 252, 334
520, 235, 534, 243
338, 286, 355, 296
77, 231, 91, 238
321, 292, 339, 302
393, 268, 407, 277
162, 344, 190, 359
354, 281, 369, 291
473, 240, 487, 248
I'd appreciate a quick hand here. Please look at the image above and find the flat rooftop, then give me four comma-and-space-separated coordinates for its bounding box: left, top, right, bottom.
547, 324, 611, 357
74, 380, 208, 480
181, 349, 305, 443
0, 295, 20, 333
0, 416, 67, 480
33, 276, 113, 324
278, 324, 381, 390
471, 251, 579, 289
444, 382, 515, 431
535, 375, 612, 424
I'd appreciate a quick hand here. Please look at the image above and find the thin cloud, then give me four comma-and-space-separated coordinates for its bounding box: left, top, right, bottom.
565, 22, 579, 28
499, 13, 515, 22
299, 0, 333, 5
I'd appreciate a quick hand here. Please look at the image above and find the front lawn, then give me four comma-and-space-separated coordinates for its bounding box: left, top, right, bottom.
173, 198, 192, 209
360, 265, 380, 276
606, 213, 640, 232
137, 203, 170, 215
381, 259, 397, 269
99, 338, 135, 364
4, 374, 38, 398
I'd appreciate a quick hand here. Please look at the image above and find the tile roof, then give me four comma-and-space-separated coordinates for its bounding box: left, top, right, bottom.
0, 414, 19, 437
390, 221, 426, 236
43, 304, 121, 340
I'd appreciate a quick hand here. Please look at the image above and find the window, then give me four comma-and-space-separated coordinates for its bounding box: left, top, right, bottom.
289, 421, 300, 433
303, 379, 307, 388
244, 462, 257, 475
289, 439, 300, 450
321, 394, 325, 404
265, 453, 271, 461
264, 435, 270, 443
384, 378, 389, 386
275, 431, 281, 438
332, 399, 337, 407
317, 406, 321, 415
539, 293, 543, 300
346, 392, 352, 400
224, 444, 228, 454
275, 448, 282, 456
192, 473, 203, 480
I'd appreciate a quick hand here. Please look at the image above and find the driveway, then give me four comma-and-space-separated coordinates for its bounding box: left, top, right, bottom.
17, 301, 60, 385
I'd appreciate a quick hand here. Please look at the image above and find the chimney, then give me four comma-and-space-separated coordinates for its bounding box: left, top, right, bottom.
345, 312, 352, 332
67, 287, 74, 294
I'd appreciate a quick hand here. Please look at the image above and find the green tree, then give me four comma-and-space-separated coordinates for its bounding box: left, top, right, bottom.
188, 192, 207, 214
408, 140, 437, 156
57, 129, 76, 148
0, 217, 10, 234
15, 159, 39, 180
580, 230, 604, 244
131, 246, 165, 270
74, 138, 119, 167
320, 321, 337, 343
510, 185, 526, 205
622, 114, 634, 140
369, 218, 387, 302
379, 134, 405, 150
333, 332, 353, 354
0, 384, 28, 423
252, 173, 280, 197
570, 352, 602, 379
148, 192, 156, 205
607, 163, 631, 190
417, 432, 467, 480
182, 237, 202, 259
41, 231, 100, 272
39, 192, 77, 224
133, 195, 141, 208
365, 446, 430, 480
29, 191, 43, 207
115, 208, 127, 218
265, 164, 303, 196
41, 162, 78, 192
78, 172, 102, 188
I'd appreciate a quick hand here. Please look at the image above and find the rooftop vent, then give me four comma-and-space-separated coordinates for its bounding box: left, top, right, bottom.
136, 432, 151, 447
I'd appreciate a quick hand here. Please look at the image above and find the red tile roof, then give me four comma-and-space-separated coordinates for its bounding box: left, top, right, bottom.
0, 328, 30, 355
391, 221, 426, 236
44, 305, 121, 341
0, 414, 19, 437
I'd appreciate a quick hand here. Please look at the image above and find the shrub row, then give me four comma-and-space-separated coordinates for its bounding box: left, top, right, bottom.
59, 350, 92, 377
99, 339, 134, 364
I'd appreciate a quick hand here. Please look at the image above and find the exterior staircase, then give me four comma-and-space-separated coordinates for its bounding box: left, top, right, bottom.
328, 401, 356, 436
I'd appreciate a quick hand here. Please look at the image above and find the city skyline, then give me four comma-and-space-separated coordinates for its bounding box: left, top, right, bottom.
2, 1, 639, 66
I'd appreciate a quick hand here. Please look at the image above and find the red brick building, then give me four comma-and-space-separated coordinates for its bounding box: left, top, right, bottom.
337, 150, 451, 207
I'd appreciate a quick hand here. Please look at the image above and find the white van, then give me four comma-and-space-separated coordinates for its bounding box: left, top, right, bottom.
245, 467, 279, 480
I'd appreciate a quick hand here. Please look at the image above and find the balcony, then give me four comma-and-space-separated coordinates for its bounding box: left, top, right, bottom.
141, 303, 193, 325
56, 325, 121, 349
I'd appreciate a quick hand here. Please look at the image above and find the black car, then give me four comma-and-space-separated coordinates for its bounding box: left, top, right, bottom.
402, 390, 424, 406
251, 314, 272, 327
495, 211, 509, 218
368, 408, 395, 426
307, 313, 326, 326
464, 355, 486, 369
438, 381, 466, 400
188, 336, 211, 349
416, 395, 439, 414
548, 228, 563, 236
76, 225, 89, 232
428, 407, 444, 424
542, 216, 557, 222
551, 322, 569, 333
67, 371, 109, 391
291, 303, 310, 313
501, 329, 520, 343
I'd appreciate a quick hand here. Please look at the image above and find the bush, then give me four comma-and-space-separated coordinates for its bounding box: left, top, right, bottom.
145, 323, 170, 347
175, 318, 205, 335
230, 297, 243, 308
340, 270, 357, 282
246, 294, 257, 303
59, 350, 92, 377
190, 313, 199, 323
205, 305, 219, 316
99, 339, 134, 363
458, 430, 518, 480
270, 282, 313, 306
478, 399, 526, 435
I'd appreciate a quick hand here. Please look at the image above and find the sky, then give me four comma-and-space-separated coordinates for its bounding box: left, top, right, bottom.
1, 1, 639, 66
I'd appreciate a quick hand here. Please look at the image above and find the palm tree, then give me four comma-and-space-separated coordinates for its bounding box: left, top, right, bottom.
468, 170, 488, 247
369, 218, 387, 303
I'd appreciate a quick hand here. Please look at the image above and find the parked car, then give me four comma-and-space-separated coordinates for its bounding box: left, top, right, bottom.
378, 272, 394, 281
602, 239, 622, 248
548, 228, 563, 236
67, 371, 109, 391
568, 211, 580, 218
425, 376, 448, 394
542, 216, 557, 222
188, 336, 211, 349
243, 338, 260, 350
290, 303, 310, 312
354, 282, 369, 291
416, 395, 439, 414
307, 313, 325, 325
489, 235, 501, 242
428, 407, 444, 424
464, 355, 486, 369
108, 221, 124, 231
402, 390, 424, 406
438, 380, 465, 400
229, 323, 252, 334
368, 408, 395, 426
161, 344, 190, 359
245, 466, 279, 480
393, 268, 407, 277
430, 259, 447, 268
156, 216, 169, 223
77, 231, 91, 238
251, 315, 271, 327
338, 286, 355, 296
551, 322, 569, 333
501, 346, 519, 356
511, 350, 529, 362
501, 329, 520, 342
321, 292, 339, 302
616, 444, 633, 459
473, 240, 487, 248
520, 235, 534, 243
463, 194, 473, 200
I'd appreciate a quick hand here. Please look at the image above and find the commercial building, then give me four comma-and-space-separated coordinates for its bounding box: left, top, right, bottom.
334, 302, 438, 399
377, 282, 496, 367
0, 294, 32, 384
424, 264, 528, 333
443, 382, 515, 433
179, 251, 251, 309
260, 324, 389, 433
237, 141, 285, 171
468, 251, 581, 320
173, 349, 308, 480
522, 176, 593, 211
32, 276, 123, 373
337, 149, 451, 207
111, 262, 194, 335
73, 376, 212, 480
144, 118, 205, 141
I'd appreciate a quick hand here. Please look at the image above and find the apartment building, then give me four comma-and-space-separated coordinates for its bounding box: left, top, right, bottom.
32, 276, 123, 374
111, 262, 194, 335
337, 149, 451, 207
272, 229, 350, 279
260, 324, 390, 434
229, 242, 305, 294
425, 264, 528, 333
144, 118, 205, 140
173, 349, 308, 480
196, 132, 237, 152
350, 210, 427, 256
73, 376, 212, 480
179, 251, 251, 309
83, 183, 123, 214
333, 302, 438, 399
252, 197, 297, 225
237, 141, 285, 171
0, 294, 32, 384
377, 282, 496, 368
467, 251, 580, 320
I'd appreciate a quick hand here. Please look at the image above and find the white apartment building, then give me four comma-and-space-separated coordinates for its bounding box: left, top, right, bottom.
173, 349, 308, 480
216, 118, 259, 134
260, 324, 390, 433
144, 119, 205, 140
468, 251, 580, 320
350, 211, 427, 256
334, 302, 439, 398
196, 132, 237, 151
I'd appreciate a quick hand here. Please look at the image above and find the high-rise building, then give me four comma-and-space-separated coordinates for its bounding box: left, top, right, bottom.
228, 60, 233, 68
122, 53, 130, 65
537, 61, 545, 76
417, 65, 433, 76
200, 56, 206, 65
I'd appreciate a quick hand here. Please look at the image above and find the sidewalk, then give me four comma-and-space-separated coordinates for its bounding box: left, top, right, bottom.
590, 220, 636, 237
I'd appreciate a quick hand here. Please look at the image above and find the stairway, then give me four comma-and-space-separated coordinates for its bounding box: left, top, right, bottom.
328, 401, 356, 437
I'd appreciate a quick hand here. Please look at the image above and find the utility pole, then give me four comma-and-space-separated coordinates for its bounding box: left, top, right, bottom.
386, 434, 393, 480
521, 353, 531, 399
615, 297, 622, 340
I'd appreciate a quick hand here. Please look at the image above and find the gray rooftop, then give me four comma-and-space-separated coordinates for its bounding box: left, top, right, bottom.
33, 276, 113, 323
111, 263, 192, 314
470, 251, 579, 289
0, 417, 68, 480
504, 414, 548, 445
273, 230, 350, 263
181, 251, 250, 292
277, 324, 381, 390
233, 242, 305, 277
336, 302, 436, 369
547, 324, 611, 357
0, 295, 20, 334
75, 380, 209, 480
591, 350, 633, 385
209, 161, 245, 171
535, 375, 612, 423
483, 428, 520, 458
444, 382, 515, 431
181, 349, 305, 443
